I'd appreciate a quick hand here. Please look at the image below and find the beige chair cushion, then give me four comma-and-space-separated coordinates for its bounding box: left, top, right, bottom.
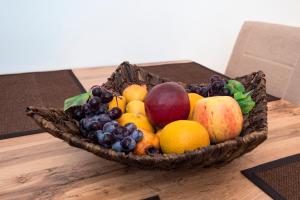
226, 21, 300, 105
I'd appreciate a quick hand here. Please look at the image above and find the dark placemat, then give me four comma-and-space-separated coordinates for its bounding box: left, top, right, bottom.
0, 70, 85, 139
242, 154, 300, 200
142, 62, 280, 102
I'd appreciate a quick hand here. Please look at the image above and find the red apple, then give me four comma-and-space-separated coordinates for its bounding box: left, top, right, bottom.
144, 82, 190, 128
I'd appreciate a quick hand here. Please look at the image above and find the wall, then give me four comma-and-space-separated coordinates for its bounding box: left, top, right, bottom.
0, 0, 299, 75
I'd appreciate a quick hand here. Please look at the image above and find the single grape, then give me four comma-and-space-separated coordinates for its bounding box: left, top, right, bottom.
201, 87, 209, 97
124, 123, 137, 133
97, 103, 108, 114
90, 121, 102, 131
80, 118, 92, 130
194, 87, 203, 95
146, 147, 159, 155
210, 75, 221, 83
211, 81, 224, 90
96, 130, 104, 142
99, 132, 115, 148
103, 121, 119, 133
87, 132, 98, 143
108, 107, 122, 120
101, 91, 114, 103
131, 129, 143, 142
188, 85, 198, 93
73, 108, 85, 121
92, 86, 102, 97
185, 88, 191, 93
222, 87, 231, 96
121, 137, 136, 152
112, 141, 123, 152
97, 114, 111, 124
89, 96, 101, 109
83, 103, 92, 116
79, 121, 88, 137
112, 126, 129, 141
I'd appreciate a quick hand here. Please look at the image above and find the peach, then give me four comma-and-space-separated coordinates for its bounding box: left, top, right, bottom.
193, 96, 243, 143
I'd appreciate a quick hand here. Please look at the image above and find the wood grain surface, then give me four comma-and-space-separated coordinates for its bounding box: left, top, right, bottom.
1, 61, 299, 200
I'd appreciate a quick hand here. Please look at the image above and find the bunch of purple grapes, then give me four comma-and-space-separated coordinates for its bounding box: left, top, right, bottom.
71, 86, 143, 153
187, 75, 231, 97
97, 122, 143, 152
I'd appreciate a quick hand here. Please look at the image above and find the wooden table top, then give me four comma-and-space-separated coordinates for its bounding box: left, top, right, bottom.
1, 61, 300, 200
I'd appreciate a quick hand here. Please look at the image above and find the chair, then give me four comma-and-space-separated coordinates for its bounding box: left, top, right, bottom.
226, 21, 300, 105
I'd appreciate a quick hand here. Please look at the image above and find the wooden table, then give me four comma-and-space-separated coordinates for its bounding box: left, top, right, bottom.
1, 61, 300, 200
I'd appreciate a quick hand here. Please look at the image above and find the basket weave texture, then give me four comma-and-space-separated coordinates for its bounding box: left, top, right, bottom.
26, 62, 268, 169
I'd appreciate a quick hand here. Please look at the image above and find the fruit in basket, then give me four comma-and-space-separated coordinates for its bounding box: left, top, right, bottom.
134, 129, 160, 155
108, 107, 122, 120
101, 90, 114, 103
72, 107, 85, 121
91, 86, 102, 97
187, 75, 231, 97
126, 100, 146, 116
159, 120, 210, 154
118, 113, 154, 132
188, 93, 204, 119
144, 82, 190, 128
193, 96, 243, 143
108, 96, 126, 113
97, 120, 144, 153
121, 137, 137, 152
89, 96, 101, 109
122, 84, 148, 102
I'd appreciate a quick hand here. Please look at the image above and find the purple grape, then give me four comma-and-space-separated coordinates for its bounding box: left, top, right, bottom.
99, 132, 115, 147
131, 129, 143, 142
92, 87, 102, 97
83, 104, 92, 116
112, 126, 129, 141
211, 81, 224, 90
101, 91, 113, 103
97, 114, 111, 123
87, 132, 98, 142
108, 107, 122, 120
103, 121, 119, 133
221, 88, 231, 96
124, 123, 137, 133
121, 137, 136, 152
79, 121, 88, 137
185, 88, 192, 93
112, 141, 123, 152
146, 147, 159, 155
73, 108, 85, 121
97, 103, 108, 114
89, 96, 101, 109
90, 121, 102, 131
210, 75, 221, 83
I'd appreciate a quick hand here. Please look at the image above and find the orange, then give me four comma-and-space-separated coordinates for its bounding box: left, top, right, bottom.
118, 113, 154, 132
160, 120, 210, 154
122, 84, 147, 102
126, 100, 146, 116
108, 96, 126, 113
134, 129, 160, 155
188, 93, 204, 119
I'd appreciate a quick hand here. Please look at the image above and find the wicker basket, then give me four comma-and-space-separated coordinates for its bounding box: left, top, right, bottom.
26, 62, 268, 170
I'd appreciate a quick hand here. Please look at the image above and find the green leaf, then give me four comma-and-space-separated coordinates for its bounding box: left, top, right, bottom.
64, 92, 91, 111
234, 91, 247, 100
239, 99, 256, 114
225, 80, 245, 95
234, 90, 253, 101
